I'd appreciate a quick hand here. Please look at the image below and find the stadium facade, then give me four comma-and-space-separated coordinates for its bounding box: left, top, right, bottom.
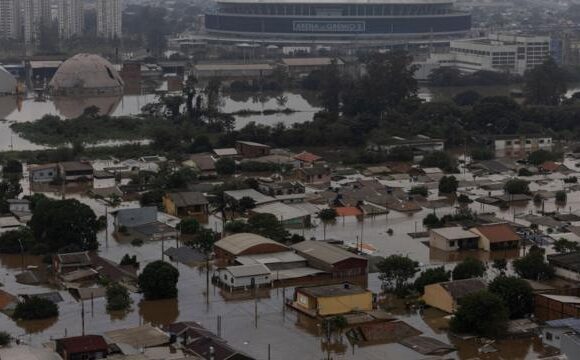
204, 0, 471, 44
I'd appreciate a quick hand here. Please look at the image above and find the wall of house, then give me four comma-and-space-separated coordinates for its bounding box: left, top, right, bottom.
317, 292, 372, 316
423, 284, 454, 313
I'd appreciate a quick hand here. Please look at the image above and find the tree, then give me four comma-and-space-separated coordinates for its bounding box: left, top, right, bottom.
106, 283, 132, 311
423, 213, 442, 229
524, 58, 568, 106
452, 257, 486, 280
449, 291, 509, 338
528, 149, 559, 166
0, 331, 10, 346
488, 276, 533, 319
552, 238, 580, 254
513, 251, 555, 280
179, 219, 200, 235
556, 190, 567, 204
414, 266, 450, 294
29, 198, 99, 251
318, 208, 337, 240
409, 186, 428, 197
504, 179, 530, 195
453, 90, 481, 106
215, 158, 236, 175
377, 255, 419, 295
439, 176, 459, 194
13, 296, 58, 320
138, 261, 180, 300
237, 197, 256, 212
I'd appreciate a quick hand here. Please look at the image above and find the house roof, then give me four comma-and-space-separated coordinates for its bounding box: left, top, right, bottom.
215, 233, 288, 256
294, 151, 322, 163
472, 223, 520, 243
223, 189, 276, 205
213, 148, 238, 156
167, 192, 208, 207
438, 278, 487, 300
252, 202, 310, 221
56, 251, 92, 265
56, 335, 108, 354
547, 252, 580, 273
291, 240, 366, 265
59, 161, 93, 172
431, 227, 479, 241
224, 264, 271, 277
236, 140, 270, 148
298, 283, 368, 298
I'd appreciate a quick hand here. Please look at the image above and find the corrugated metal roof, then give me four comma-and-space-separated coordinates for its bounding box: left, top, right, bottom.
291, 240, 365, 265
215, 233, 288, 256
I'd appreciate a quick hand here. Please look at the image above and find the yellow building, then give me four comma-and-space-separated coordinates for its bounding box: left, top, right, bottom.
422, 278, 486, 313
294, 283, 373, 317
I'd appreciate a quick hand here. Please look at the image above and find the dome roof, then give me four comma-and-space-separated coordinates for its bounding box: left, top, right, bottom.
0, 65, 17, 95
49, 54, 124, 96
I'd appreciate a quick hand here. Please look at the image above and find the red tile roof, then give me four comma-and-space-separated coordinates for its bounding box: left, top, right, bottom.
473, 223, 520, 243
56, 335, 108, 354
294, 151, 322, 163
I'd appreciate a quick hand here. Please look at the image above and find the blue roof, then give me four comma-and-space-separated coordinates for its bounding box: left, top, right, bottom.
545, 317, 580, 333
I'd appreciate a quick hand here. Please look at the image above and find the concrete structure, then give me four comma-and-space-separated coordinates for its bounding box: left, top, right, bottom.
0, 65, 18, 95
294, 282, 372, 316
214, 233, 289, 263
291, 240, 367, 277
57, 0, 84, 40
59, 161, 94, 182
422, 278, 486, 313
470, 223, 520, 251
204, 0, 471, 45
162, 192, 209, 222
0, 0, 20, 40
49, 54, 125, 96
217, 263, 272, 289
236, 140, 271, 158
429, 227, 480, 251
96, 0, 122, 39
432, 34, 551, 75
55, 335, 108, 360
542, 318, 580, 351
547, 252, 580, 282
493, 135, 553, 158
28, 163, 58, 183
23, 0, 51, 44
192, 63, 274, 80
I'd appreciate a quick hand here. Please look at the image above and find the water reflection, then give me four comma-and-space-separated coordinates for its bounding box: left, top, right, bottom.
138, 298, 179, 327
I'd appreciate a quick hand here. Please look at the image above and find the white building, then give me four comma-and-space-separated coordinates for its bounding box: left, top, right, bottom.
23, 0, 51, 44
57, 0, 84, 39
431, 34, 551, 76
0, 0, 20, 40
96, 0, 122, 40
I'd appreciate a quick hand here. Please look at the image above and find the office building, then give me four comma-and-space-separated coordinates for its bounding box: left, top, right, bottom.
96, 0, 122, 39
57, 0, 85, 39
0, 0, 20, 40
432, 34, 551, 75
23, 0, 51, 44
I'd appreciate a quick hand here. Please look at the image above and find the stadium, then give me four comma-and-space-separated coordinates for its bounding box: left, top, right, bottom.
204, 0, 471, 44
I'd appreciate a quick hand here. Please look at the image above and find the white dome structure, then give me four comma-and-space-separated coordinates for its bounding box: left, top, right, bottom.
0, 65, 17, 95
49, 54, 124, 96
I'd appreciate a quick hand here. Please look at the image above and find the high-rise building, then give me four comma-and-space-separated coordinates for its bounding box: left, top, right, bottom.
0, 0, 21, 40
96, 0, 122, 40
57, 0, 84, 39
23, 0, 51, 44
